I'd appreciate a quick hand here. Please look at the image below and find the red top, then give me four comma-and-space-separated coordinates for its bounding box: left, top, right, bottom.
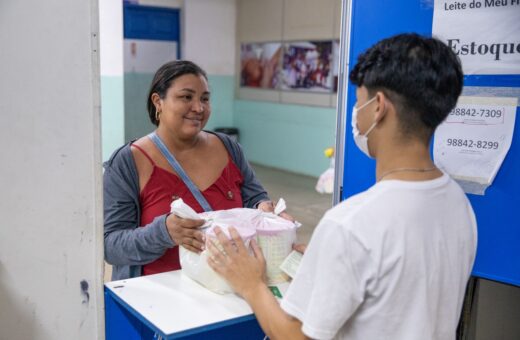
131, 144, 244, 276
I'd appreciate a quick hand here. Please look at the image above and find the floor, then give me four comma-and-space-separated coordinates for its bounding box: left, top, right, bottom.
104, 164, 332, 282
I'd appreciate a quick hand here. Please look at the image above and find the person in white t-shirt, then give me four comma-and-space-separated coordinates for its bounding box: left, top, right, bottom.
206, 33, 478, 340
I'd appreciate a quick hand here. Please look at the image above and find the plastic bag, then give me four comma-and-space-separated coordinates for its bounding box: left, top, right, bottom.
171, 199, 300, 293
316, 157, 335, 194
204, 204, 300, 285
172, 200, 257, 294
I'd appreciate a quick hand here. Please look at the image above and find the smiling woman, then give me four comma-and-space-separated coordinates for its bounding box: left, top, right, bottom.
103, 60, 278, 281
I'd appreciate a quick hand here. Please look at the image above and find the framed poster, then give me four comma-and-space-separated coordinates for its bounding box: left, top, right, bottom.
240, 42, 282, 89
281, 41, 334, 93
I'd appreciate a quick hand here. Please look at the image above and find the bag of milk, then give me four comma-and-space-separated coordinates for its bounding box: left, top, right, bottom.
171, 198, 300, 292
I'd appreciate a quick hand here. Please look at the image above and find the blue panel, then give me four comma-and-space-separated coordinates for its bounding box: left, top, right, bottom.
464, 74, 520, 87
176, 318, 265, 339
105, 288, 168, 339
124, 4, 181, 59
105, 289, 156, 340
343, 0, 434, 198
341, 0, 520, 286
124, 4, 180, 41
468, 106, 520, 286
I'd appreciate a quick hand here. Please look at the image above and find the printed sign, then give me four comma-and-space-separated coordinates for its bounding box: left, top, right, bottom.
432, 0, 520, 75
433, 96, 518, 194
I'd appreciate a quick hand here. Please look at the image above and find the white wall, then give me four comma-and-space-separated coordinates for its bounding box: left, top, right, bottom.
100, 0, 124, 77
0, 1, 104, 339
100, 0, 125, 160
184, 0, 236, 75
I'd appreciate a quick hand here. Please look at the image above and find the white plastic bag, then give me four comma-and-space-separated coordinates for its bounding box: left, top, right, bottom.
171, 199, 300, 293
316, 156, 335, 194
315, 167, 335, 194
172, 200, 257, 294
179, 247, 234, 294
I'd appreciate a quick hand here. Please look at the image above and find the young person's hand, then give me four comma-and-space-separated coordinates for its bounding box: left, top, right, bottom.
207, 227, 266, 299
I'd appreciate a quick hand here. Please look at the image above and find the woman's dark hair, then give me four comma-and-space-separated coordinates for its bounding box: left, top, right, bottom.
147, 60, 208, 126
349, 33, 463, 141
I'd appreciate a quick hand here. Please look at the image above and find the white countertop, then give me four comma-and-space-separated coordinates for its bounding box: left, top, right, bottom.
105, 270, 288, 336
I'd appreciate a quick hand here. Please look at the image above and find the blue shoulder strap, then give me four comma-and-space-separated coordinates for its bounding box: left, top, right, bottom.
148, 132, 213, 212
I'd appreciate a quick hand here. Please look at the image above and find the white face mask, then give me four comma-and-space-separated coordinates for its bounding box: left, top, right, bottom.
351, 96, 378, 158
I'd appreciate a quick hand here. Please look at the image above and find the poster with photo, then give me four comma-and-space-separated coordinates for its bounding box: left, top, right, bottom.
240, 42, 282, 89
281, 41, 334, 93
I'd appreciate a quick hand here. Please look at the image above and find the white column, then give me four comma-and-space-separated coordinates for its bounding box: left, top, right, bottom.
0, 1, 104, 339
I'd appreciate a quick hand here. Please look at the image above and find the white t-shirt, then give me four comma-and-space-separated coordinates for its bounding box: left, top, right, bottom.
281, 173, 477, 340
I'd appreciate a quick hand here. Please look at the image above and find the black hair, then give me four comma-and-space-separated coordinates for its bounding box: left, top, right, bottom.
349, 33, 463, 141
147, 60, 208, 126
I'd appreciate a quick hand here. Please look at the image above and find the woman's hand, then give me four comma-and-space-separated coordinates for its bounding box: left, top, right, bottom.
278, 211, 295, 222
207, 227, 267, 298
257, 200, 295, 222
257, 200, 275, 213
166, 214, 206, 253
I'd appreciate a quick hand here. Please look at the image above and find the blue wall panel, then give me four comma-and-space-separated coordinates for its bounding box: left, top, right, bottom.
343, 0, 434, 198
342, 0, 520, 286
124, 4, 180, 41
123, 4, 181, 58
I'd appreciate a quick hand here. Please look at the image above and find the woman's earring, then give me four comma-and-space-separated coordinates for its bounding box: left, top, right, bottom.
155, 110, 160, 122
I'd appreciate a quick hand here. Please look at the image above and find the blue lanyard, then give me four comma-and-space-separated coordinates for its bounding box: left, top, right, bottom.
148, 132, 213, 212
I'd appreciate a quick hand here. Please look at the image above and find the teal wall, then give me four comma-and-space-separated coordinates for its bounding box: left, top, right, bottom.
208, 75, 337, 178
205, 75, 235, 130
124, 73, 156, 142
101, 75, 125, 161
234, 99, 336, 177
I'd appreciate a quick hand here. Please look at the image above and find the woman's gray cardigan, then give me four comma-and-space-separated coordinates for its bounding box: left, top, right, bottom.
103, 132, 269, 281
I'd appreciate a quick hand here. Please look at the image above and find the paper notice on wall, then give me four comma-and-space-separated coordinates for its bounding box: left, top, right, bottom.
433, 96, 517, 195
432, 0, 520, 75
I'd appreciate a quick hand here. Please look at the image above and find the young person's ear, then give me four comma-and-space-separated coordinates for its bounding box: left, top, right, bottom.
373, 91, 388, 123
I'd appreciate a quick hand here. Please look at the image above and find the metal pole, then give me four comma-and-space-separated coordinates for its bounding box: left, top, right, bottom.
333, 0, 353, 205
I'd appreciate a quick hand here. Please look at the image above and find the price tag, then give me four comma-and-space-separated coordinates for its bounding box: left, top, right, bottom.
434, 96, 517, 194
